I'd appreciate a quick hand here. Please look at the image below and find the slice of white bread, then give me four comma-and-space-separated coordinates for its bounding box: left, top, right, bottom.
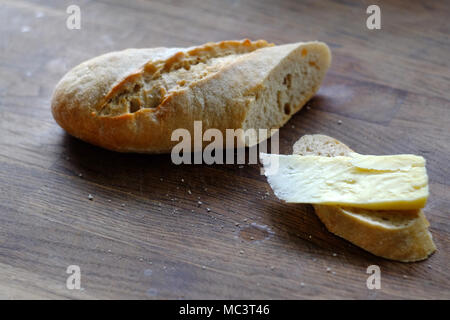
51, 40, 331, 153
292, 134, 436, 262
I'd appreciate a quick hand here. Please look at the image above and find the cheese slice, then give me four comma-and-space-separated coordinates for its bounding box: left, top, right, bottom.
259, 153, 429, 210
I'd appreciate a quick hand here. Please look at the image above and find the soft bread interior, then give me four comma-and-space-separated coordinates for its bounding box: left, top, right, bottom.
242, 43, 331, 144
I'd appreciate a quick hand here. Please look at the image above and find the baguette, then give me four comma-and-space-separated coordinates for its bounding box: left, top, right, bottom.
51, 40, 331, 153
292, 135, 436, 262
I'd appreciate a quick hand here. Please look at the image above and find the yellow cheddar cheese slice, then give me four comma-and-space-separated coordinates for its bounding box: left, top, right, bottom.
259, 153, 429, 210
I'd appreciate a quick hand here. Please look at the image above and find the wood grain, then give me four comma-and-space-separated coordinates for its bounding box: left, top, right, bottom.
0, 0, 449, 299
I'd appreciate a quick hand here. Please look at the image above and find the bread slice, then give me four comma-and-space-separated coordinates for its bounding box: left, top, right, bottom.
51, 40, 331, 153
292, 135, 436, 262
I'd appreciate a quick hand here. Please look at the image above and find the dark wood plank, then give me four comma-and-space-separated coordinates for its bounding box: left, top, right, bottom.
0, 0, 449, 299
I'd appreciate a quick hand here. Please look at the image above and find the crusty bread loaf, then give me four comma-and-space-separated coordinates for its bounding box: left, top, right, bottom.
51, 40, 331, 153
293, 135, 436, 262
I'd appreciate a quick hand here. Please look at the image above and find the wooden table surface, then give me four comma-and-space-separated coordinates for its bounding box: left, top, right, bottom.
0, 0, 449, 299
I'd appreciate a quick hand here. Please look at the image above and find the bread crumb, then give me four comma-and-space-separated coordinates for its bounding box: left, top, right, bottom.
239, 250, 244, 254
206, 208, 211, 212
332, 253, 337, 257
338, 120, 342, 125
187, 190, 192, 195
181, 178, 184, 182
326, 267, 331, 273
202, 265, 206, 270
197, 201, 202, 206
88, 194, 93, 200
78, 173, 83, 177
300, 282, 305, 287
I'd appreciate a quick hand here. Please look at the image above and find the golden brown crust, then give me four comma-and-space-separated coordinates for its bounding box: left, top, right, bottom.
293, 134, 436, 262
314, 205, 436, 262
51, 40, 331, 153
